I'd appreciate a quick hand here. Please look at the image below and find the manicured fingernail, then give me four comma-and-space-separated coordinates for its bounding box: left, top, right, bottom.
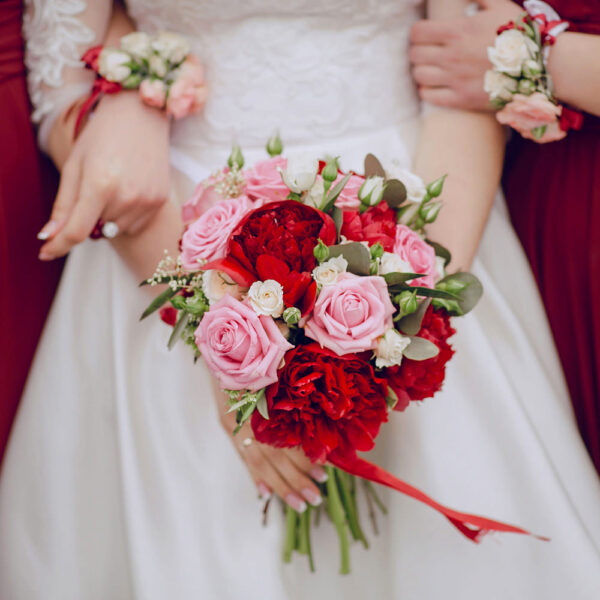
301, 487, 322, 507
38, 251, 54, 261
310, 466, 328, 483
285, 493, 307, 513
257, 482, 272, 500
37, 220, 58, 241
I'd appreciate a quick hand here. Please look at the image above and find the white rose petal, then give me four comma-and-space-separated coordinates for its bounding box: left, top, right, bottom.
484, 69, 518, 101
202, 270, 243, 305
379, 252, 413, 276
98, 48, 131, 82
312, 256, 348, 286
120, 32, 152, 61
280, 154, 319, 193
248, 279, 285, 318
487, 29, 537, 77
375, 329, 412, 368
305, 177, 325, 208
151, 31, 190, 64
385, 166, 426, 204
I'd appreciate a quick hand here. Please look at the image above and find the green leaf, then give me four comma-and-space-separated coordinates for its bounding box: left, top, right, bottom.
383, 272, 424, 286
256, 390, 269, 420
437, 272, 483, 315
139, 275, 175, 287
328, 242, 370, 276
331, 206, 343, 240
167, 310, 191, 350
531, 125, 547, 140
386, 387, 399, 410
408, 286, 458, 300
381, 179, 407, 208
320, 173, 352, 213
364, 153, 386, 178
426, 239, 452, 266
404, 336, 440, 361
397, 298, 431, 335
140, 286, 176, 320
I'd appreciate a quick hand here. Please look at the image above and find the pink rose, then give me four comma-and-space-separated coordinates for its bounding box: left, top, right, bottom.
181, 174, 225, 224
195, 295, 293, 391
180, 195, 253, 270
304, 273, 395, 355
497, 92, 565, 141
393, 224, 437, 288
242, 156, 290, 203
334, 174, 365, 211
166, 56, 208, 119
139, 78, 167, 109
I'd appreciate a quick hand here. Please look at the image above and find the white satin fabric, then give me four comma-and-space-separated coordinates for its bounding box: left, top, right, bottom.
2, 1, 600, 598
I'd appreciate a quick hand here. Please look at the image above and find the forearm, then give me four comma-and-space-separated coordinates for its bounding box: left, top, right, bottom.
548, 32, 600, 117
414, 109, 505, 270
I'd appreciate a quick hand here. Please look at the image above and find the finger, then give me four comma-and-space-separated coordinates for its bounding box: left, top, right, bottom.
410, 19, 453, 45
37, 157, 82, 243
284, 448, 328, 483
419, 86, 463, 108
409, 43, 445, 67
260, 445, 322, 507
412, 65, 451, 88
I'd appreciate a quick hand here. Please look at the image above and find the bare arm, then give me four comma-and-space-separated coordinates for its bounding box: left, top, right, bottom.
414, 0, 505, 270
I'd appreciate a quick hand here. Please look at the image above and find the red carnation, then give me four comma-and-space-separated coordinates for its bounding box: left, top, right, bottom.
207, 201, 336, 315
386, 306, 455, 409
251, 343, 389, 463
341, 201, 397, 251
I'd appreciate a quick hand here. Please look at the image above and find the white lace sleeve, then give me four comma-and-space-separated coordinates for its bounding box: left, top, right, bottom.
23, 0, 111, 152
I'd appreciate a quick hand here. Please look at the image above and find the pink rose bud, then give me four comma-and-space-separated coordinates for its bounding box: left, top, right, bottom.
393, 224, 437, 289
139, 78, 167, 109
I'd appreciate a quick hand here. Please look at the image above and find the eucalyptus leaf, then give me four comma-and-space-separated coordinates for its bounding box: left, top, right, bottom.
437, 272, 483, 315
385, 387, 399, 410
409, 286, 458, 300
331, 206, 343, 240
320, 173, 352, 213
328, 242, 371, 276
397, 298, 431, 336
256, 393, 269, 420
168, 311, 191, 350
140, 286, 176, 320
381, 179, 407, 208
426, 239, 452, 266
383, 272, 424, 286
364, 153, 386, 178
404, 336, 440, 361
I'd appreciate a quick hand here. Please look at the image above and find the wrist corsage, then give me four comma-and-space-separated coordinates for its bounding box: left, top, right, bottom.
75, 31, 207, 135
484, 0, 582, 143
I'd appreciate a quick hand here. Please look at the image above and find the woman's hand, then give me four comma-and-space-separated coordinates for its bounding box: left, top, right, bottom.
213, 381, 327, 513
38, 90, 171, 260
409, 0, 522, 111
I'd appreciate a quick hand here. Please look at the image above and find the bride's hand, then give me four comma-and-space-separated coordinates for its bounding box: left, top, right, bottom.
38, 90, 170, 260
213, 383, 327, 513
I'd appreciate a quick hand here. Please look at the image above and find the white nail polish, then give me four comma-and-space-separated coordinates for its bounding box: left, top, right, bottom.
310, 467, 328, 483
37, 231, 50, 241
257, 482, 272, 500
285, 494, 307, 513
301, 487, 322, 507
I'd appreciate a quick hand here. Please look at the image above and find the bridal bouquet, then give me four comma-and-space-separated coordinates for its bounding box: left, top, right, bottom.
142, 138, 539, 573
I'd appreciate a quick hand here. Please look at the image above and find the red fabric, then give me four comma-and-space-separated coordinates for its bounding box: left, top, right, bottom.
504, 0, 600, 476
0, 1, 64, 467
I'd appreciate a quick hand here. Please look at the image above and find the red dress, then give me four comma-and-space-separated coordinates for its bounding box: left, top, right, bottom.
0, 0, 64, 466
503, 0, 600, 476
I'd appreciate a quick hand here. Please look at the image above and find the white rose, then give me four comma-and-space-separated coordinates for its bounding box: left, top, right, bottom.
375, 329, 412, 368
312, 256, 348, 286
379, 252, 412, 276
149, 54, 168, 78
98, 48, 131, 82
151, 32, 190, 64
120, 32, 152, 61
202, 270, 243, 305
484, 69, 518, 101
305, 177, 324, 208
385, 166, 426, 204
280, 154, 319, 193
248, 279, 285, 317
358, 176, 385, 206
487, 29, 537, 77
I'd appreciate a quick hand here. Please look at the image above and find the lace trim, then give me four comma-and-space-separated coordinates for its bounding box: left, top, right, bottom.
23, 0, 95, 124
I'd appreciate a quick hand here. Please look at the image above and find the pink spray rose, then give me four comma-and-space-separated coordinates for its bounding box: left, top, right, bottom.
181, 174, 225, 224
242, 157, 290, 203
304, 273, 395, 355
195, 295, 293, 391
180, 195, 253, 270
166, 56, 208, 119
333, 174, 366, 211
496, 92, 566, 142
139, 78, 167, 109
393, 224, 437, 288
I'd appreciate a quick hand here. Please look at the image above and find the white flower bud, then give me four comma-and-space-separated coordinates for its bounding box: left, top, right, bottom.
435, 256, 446, 283
312, 256, 348, 286
202, 270, 244, 305
248, 279, 285, 318
484, 69, 518, 101
151, 31, 190, 64
120, 32, 152, 61
359, 176, 385, 206
305, 177, 325, 208
279, 154, 319, 193
375, 329, 412, 368
149, 54, 168, 78
98, 48, 131, 82
522, 58, 542, 78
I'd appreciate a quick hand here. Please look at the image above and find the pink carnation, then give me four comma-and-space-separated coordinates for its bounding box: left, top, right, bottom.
180, 195, 253, 270
195, 295, 293, 391
304, 273, 395, 355
393, 224, 437, 288
334, 174, 365, 211
242, 157, 289, 203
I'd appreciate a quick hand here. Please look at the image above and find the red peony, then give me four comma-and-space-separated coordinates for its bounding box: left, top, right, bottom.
206, 200, 336, 315
386, 306, 455, 410
251, 343, 389, 463
341, 201, 397, 251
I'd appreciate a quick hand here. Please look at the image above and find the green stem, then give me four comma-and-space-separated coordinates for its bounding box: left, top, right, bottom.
336, 470, 368, 548
325, 466, 351, 574
364, 480, 388, 515
298, 508, 315, 572
283, 505, 298, 563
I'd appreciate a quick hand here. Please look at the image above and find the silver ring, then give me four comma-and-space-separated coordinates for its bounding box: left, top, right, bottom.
101, 221, 119, 239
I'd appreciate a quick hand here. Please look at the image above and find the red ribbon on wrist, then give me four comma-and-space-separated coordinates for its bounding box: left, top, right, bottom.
329, 450, 549, 543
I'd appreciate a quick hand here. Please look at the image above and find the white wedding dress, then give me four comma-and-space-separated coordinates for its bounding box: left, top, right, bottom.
2, 1, 600, 599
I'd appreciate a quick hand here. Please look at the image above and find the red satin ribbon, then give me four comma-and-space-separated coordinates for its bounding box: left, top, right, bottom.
530, 13, 567, 45
560, 105, 584, 132
329, 451, 550, 543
